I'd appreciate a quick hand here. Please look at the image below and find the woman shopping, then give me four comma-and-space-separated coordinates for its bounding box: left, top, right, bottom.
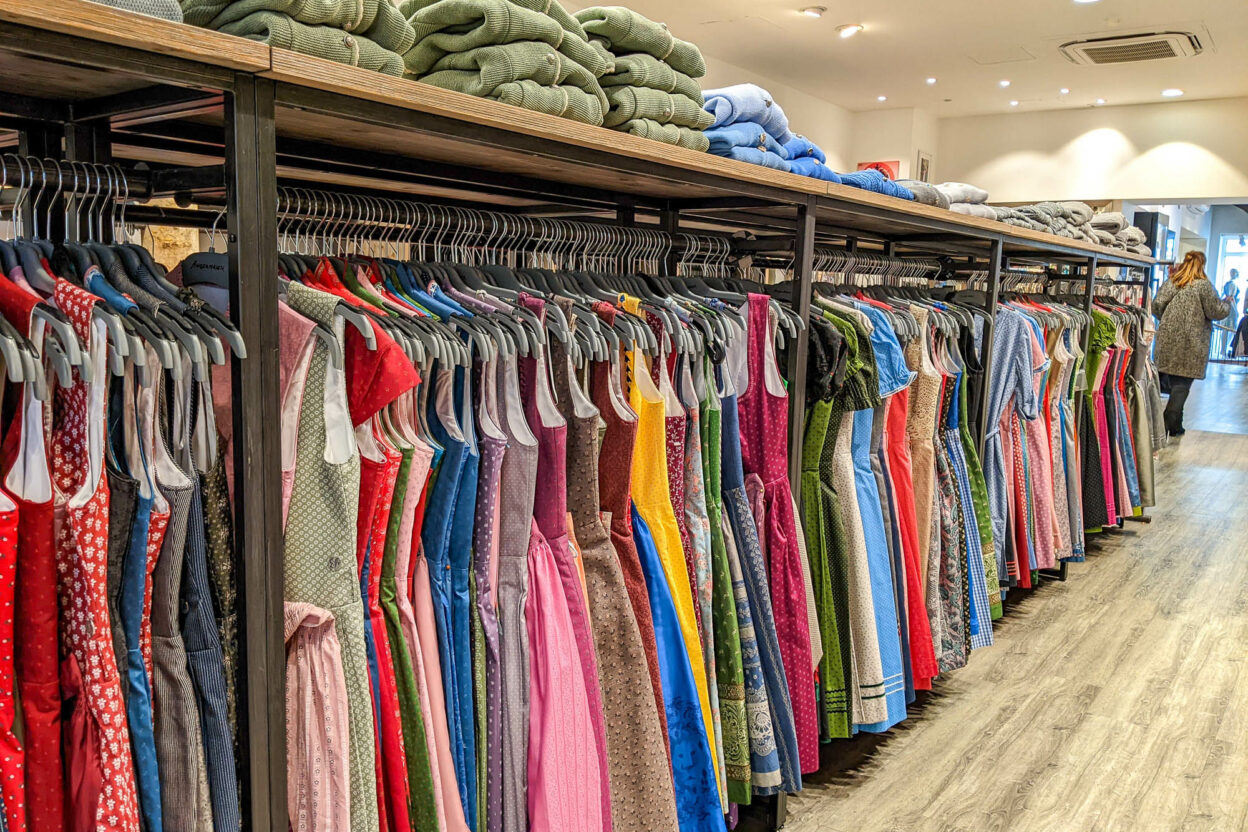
1153, 251, 1234, 436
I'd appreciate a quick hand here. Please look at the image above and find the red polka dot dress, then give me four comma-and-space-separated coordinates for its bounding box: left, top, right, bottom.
0, 484, 25, 832
51, 278, 141, 832
1, 269, 65, 832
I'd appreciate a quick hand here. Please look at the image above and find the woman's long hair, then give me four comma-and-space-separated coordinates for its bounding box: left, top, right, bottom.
1170, 250, 1208, 288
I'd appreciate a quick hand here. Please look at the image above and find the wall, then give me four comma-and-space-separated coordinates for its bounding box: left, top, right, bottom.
933, 97, 1248, 204
848, 108, 938, 180
701, 55, 855, 171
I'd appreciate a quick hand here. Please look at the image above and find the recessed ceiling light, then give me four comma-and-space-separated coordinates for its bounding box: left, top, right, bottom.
926, 77, 937, 85
1161, 88, 1185, 97
1095, 98, 1107, 105
877, 95, 888, 102
1060, 88, 1071, 95
999, 80, 1011, 88
1010, 100, 1020, 107
1073, 0, 1102, 4
799, 6, 826, 17
837, 23, 865, 38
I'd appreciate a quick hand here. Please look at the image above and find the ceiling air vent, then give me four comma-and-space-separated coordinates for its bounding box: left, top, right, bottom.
1060, 31, 1203, 66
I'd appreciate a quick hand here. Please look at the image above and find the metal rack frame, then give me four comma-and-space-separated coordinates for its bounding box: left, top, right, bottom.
0, 12, 1158, 830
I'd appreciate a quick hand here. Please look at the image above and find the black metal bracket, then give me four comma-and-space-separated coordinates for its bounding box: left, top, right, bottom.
226, 72, 284, 832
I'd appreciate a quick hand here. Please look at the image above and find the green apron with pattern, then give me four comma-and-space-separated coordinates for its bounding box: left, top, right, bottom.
283, 282, 380, 832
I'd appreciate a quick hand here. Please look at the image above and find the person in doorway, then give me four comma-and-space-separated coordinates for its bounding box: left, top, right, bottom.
1153, 251, 1235, 436
1222, 269, 1242, 336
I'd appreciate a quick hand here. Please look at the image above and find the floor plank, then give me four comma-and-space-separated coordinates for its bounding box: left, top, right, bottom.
780, 366, 1248, 831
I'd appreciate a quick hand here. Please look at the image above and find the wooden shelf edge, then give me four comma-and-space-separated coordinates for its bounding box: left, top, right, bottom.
1, 0, 272, 72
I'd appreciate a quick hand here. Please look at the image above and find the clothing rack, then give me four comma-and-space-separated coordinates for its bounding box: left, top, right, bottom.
0, 9, 1163, 830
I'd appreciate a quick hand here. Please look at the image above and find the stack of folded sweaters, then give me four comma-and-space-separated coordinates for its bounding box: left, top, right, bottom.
700, 85, 914, 198
784, 135, 841, 181
991, 201, 1101, 243
895, 179, 950, 209
938, 182, 993, 217
702, 84, 794, 169
181, 0, 413, 75
576, 6, 712, 150
1091, 212, 1152, 255
400, 0, 611, 125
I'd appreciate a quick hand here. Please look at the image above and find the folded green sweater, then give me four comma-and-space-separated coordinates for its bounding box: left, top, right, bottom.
219, 10, 405, 75
418, 77, 603, 124
400, 0, 607, 77
618, 118, 709, 152
419, 41, 606, 109
600, 52, 701, 101
603, 86, 711, 129
180, 0, 232, 27
398, 0, 585, 39
574, 6, 705, 78
189, 0, 414, 53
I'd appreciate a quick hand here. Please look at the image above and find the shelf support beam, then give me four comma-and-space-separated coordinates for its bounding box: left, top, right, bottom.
975, 238, 1003, 457
787, 195, 816, 518
226, 72, 283, 832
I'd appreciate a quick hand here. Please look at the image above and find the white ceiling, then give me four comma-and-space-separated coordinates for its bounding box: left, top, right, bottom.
565, 0, 1248, 117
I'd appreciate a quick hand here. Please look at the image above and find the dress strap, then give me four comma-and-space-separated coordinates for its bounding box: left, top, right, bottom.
743, 293, 770, 399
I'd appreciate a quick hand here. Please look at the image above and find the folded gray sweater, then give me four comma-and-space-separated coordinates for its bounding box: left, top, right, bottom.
895, 179, 949, 209
950, 202, 996, 219
1091, 211, 1128, 233
936, 181, 989, 205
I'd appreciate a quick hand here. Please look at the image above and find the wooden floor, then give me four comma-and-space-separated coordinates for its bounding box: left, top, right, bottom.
780, 369, 1248, 832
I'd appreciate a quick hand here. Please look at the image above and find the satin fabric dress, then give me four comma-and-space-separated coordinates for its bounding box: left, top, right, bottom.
629, 348, 726, 832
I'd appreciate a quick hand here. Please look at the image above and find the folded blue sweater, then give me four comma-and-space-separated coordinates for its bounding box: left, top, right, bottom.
702, 83, 793, 144
783, 135, 825, 163
703, 122, 789, 158
839, 169, 915, 200
789, 156, 841, 182
703, 122, 788, 159
712, 145, 791, 172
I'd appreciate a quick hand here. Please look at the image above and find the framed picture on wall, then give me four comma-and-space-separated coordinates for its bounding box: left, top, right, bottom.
857, 160, 900, 180
916, 150, 933, 183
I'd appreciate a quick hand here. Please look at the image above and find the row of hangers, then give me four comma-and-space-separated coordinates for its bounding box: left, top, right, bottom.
0, 155, 246, 401
183, 189, 805, 382
802, 247, 969, 343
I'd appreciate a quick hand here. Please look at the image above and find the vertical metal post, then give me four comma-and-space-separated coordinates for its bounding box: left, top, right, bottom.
1082, 256, 1097, 352
975, 237, 1003, 456
616, 197, 636, 273
64, 120, 113, 242
786, 196, 816, 496
226, 72, 283, 832
660, 203, 679, 274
